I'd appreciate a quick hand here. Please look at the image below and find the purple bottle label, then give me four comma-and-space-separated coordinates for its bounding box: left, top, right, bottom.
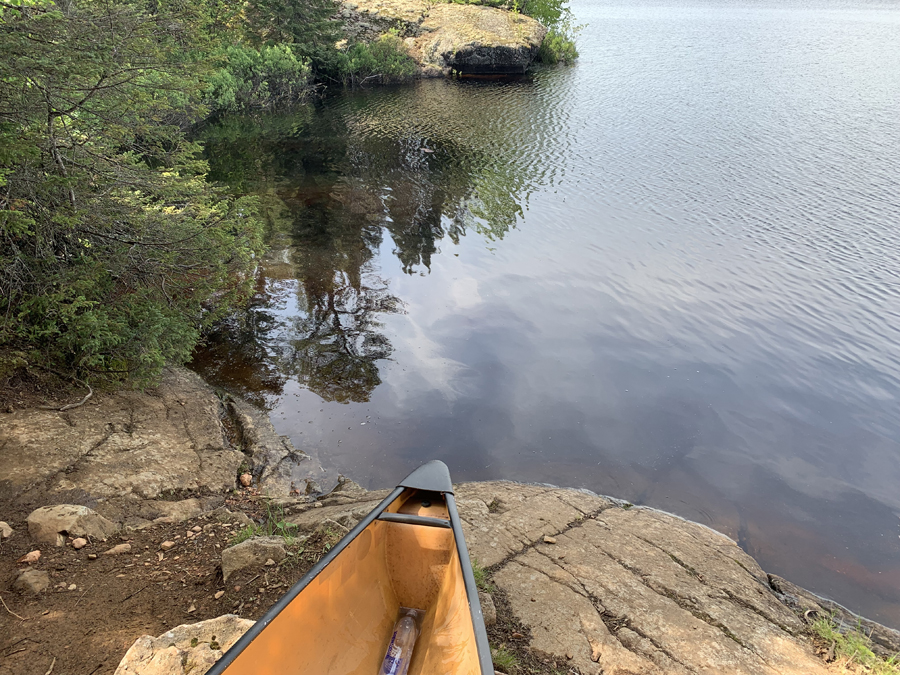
382, 632, 402, 674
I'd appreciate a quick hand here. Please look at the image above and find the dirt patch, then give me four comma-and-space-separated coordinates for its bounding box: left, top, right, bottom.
0, 496, 338, 675
0, 365, 91, 414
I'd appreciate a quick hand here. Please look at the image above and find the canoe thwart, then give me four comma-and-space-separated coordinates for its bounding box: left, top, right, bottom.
377, 512, 452, 528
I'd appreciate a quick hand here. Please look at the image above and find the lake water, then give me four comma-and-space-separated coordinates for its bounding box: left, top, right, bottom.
192, 0, 900, 627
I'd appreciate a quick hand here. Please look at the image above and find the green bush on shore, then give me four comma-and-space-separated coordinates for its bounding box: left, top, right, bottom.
341, 31, 418, 86
207, 45, 313, 111
537, 27, 579, 64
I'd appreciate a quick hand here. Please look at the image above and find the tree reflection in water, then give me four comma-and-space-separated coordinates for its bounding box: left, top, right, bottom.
192, 79, 539, 404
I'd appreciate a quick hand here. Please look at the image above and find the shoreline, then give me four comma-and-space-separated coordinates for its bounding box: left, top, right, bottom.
1, 366, 898, 674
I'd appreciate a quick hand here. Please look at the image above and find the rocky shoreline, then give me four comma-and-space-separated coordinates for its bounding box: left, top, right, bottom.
1, 367, 898, 674
342, 0, 548, 76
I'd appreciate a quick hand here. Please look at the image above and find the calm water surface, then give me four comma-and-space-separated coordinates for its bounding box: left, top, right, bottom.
193, 0, 900, 626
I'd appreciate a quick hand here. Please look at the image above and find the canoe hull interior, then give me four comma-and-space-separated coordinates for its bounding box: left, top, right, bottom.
209, 464, 493, 675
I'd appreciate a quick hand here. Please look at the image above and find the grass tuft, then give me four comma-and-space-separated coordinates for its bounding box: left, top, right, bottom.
229, 502, 300, 546
472, 558, 495, 592
491, 646, 519, 673
810, 614, 900, 674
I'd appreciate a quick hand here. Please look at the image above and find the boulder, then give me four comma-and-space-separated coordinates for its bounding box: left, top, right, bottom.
114, 614, 254, 675
415, 4, 546, 75
221, 536, 286, 581
13, 568, 50, 594
342, 0, 547, 76
27, 504, 118, 546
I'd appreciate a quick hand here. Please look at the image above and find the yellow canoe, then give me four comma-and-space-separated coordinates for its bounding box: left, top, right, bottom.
207, 460, 494, 675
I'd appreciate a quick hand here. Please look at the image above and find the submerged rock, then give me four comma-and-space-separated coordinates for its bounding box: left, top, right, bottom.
27, 504, 118, 546
114, 614, 254, 675
227, 399, 314, 497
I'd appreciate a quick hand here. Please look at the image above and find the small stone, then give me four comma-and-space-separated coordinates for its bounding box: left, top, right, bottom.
265, 558, 276, 566
160, 541, 175, 550
234, 585, 241, 592
543, 535, 557, 544
187, 604, 196, 613
68, 584, 77, 591
0, 521, 13, 539
88, 554, 98, 560
72, 537, 88, 550
215, 590, 225, 599
239, 473, 252, 487
479, 591, 497, 627
186, 531, 194, 538
531, 597, 536, 602
103, 542, 132, 555
17, 550, 41, 564
566, 651, 574, 660
314, 503, 323, 509
511, 632, 524, 639
192, 525, 202, 533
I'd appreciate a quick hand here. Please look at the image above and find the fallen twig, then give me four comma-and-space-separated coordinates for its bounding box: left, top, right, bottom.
73, 586, 91, 608
39, 381, 93, 411
30, 364, 94, 411
44, 656, 56, 675
121, 585, 149, 603
0, 591, 27, 621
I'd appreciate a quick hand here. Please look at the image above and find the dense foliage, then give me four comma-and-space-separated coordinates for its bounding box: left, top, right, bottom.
0, 0, 264, 382
0, 0, 576, 386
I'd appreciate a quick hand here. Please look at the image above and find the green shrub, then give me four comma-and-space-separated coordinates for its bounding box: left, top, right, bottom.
537, 27, 578, 64
208, 44, 312, 111
0, 0, 265, 384
342, 32, 417, 86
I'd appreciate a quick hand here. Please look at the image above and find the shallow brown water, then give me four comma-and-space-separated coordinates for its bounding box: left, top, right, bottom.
193, 0, 900, 627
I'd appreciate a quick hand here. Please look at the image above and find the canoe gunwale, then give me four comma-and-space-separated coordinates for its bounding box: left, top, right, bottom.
204, 486, 405, 675
447, 491, 496, 675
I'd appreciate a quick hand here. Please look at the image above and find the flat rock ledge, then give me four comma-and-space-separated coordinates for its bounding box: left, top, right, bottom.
116, 481, 897, 675
343, 0, 547, 75
0, 366, 320, 507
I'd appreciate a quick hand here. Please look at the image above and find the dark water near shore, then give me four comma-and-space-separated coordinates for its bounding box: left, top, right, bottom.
192, 0, 900, 627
